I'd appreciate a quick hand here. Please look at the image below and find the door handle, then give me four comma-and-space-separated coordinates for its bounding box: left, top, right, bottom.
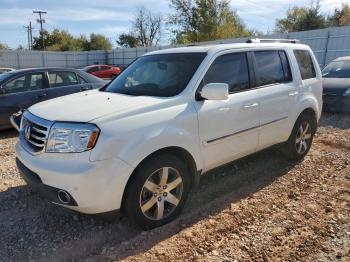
288, 91, 299, 97
36, 93, 47, 99
80, 86, 91, 91
243, 103, 259, 109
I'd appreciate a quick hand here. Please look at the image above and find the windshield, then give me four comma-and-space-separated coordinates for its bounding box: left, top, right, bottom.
81, 66, 91, 72
104, 53, 206, 97
0, 72, 12, 82
322, 61, 350, 78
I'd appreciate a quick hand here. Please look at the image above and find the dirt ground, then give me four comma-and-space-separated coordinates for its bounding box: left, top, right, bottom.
0, 112, 349, 262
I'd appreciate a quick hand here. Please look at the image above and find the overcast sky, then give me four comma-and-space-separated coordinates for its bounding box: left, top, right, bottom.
0, 0, 348, 48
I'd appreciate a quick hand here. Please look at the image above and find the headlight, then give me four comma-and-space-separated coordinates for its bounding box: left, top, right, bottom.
345, 88, 350, 95
46, 122, 100, 153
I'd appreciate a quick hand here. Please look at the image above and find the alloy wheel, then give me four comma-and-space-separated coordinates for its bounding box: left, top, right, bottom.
295, 121, 312, 154
139, 167, 183, 220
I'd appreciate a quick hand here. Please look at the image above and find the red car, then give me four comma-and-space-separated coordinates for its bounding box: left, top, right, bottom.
81, 65, 121, 79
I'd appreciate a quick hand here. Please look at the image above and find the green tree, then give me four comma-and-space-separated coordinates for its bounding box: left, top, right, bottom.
327, 3, 350, 26
117, 33, 140, 48
299, 2, 326, 31
275, 7, 308, 33
169, 0, 250, 44
32, 30, 112, 51
275, 2, 326, 33
88, 33, 112, 50
0, 42, 8, 50
49, 29, 85, 51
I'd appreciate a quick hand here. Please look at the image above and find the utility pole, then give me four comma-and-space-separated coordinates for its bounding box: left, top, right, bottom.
23, 22, 33, 50
24, 24, 30, 50
29, 22, 33, 49
33, 10, 47, 50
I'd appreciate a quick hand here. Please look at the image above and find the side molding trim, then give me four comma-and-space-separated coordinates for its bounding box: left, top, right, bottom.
204, 116, 288, 145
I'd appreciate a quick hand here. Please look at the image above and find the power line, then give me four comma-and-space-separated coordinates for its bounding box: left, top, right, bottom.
33, 10, 47, 50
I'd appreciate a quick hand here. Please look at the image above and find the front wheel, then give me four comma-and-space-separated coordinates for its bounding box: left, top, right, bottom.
282, 113, 317, 160
123, 154, 190, 229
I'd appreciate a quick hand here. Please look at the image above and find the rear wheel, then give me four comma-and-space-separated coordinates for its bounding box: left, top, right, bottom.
124, 154, 190, 229
282, 113, 317, 160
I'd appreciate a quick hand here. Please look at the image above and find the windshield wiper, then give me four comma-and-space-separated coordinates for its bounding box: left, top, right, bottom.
118, 90, 142, 96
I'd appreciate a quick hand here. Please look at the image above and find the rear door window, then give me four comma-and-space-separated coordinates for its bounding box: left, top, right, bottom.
294, 50, 316, 80
48, 71, 79, 87
254, 50, 291, 86
4, 73, 45, 94
203, 52, 250, 93
78, 75, 88, 83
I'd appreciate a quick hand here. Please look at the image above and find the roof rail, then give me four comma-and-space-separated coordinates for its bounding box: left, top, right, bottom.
246, 38, 300, 44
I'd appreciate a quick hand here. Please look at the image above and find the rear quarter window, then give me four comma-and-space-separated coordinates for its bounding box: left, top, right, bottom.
254, 50, 292, 86
294, 50, 316, 80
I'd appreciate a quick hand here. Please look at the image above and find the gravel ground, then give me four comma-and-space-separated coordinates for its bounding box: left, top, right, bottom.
0, 112, 349, 262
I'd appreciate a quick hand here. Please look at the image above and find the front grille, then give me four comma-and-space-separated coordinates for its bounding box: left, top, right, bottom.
20, 111, 52, 154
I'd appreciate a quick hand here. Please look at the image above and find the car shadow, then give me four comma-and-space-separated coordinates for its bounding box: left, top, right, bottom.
0, 128, 18, 140
0, 146, 298, 261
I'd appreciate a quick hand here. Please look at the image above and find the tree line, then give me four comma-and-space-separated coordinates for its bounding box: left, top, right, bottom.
1, 1, 350, 51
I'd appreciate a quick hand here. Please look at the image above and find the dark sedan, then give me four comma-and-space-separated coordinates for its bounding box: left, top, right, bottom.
322, 57, 350, 113
0, 68, 106, 131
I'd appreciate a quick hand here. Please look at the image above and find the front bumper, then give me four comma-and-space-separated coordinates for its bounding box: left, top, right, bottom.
323, 94, 350, 113
16, 142, 134, 214
16, 158, 78, 206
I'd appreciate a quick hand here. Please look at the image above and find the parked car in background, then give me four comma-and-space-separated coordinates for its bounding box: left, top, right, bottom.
0, 68, 15, 74
322, 56, 350, 113
0, 68, 106, 131
81, 65, 121, 79
15, 40, 322, 229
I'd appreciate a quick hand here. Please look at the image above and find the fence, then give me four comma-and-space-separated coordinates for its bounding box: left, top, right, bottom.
0, 50, 107, 69
2, 26, 350, 69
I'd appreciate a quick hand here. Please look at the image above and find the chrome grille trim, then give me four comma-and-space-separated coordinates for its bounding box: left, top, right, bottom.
31, 126, 48, 135
26, 138, 45, 148
30, 134, 46, 141
20, 111, 53, 155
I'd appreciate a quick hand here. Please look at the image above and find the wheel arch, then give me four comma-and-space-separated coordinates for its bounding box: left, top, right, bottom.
120, 146, 200, 211
297, 107, 318, 132
296, 95, 321, 122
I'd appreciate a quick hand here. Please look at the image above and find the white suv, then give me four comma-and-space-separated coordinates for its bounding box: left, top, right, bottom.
16, 40, 322, 228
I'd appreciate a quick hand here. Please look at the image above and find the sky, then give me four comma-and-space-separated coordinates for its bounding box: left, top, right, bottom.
0, 0, 348, 49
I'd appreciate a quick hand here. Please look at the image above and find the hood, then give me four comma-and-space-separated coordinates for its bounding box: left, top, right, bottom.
28, 90, 169, 122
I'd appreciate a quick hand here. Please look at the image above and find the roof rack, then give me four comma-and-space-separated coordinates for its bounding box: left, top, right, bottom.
246, 38, 300, 44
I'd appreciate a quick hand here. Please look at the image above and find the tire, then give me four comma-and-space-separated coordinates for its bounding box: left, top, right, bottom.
123, 154, 190, 229
282, 112, 317, 160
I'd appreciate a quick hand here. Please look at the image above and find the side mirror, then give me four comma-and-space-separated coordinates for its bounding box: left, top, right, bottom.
199, 83, 229, 100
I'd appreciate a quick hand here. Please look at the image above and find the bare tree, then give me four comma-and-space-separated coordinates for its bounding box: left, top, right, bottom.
133, 8, 162, 47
